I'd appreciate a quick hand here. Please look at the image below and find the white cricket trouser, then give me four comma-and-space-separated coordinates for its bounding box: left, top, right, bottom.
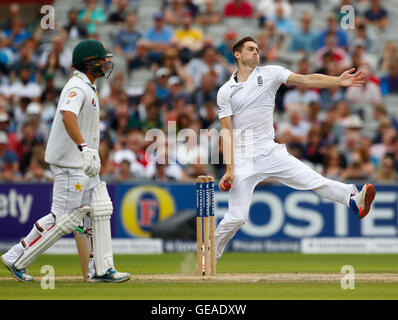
3, 165, 100, 265
215, 143, 358, 260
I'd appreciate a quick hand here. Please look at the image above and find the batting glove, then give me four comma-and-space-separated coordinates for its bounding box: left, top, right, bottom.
79, 144, 101, 177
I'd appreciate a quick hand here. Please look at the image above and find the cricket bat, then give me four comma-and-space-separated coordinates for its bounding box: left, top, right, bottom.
74, 231, 90, 282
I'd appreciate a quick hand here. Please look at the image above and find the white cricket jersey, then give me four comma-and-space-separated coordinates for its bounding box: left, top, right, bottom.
45, 70, 100, 168
217, 65, 293, 174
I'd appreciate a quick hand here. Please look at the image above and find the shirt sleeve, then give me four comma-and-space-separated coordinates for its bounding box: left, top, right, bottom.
59, 87, 85, 116
216, 86, 233, 119
271, 65, 293, 87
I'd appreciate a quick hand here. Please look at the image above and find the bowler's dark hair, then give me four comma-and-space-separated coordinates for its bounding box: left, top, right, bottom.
232, 36, 257, 63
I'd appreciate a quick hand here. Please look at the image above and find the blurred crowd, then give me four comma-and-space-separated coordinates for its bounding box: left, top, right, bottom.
0, 0, 397, 184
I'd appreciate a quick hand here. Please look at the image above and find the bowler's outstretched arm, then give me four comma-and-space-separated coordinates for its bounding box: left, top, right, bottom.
286, 68, 365, 89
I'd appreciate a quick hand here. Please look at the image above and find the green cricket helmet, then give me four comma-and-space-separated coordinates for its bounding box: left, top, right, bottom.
72, 39, 114, 79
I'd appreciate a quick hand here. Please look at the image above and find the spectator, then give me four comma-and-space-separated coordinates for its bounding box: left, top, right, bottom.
9, 67, 41, 103
303, 127, 324, 166
305, 101, 321, 128
319, 86, 345, 111
0, 112, 22, 159
263, 19, 286, 51
164, 0, 186, 26
100, 70, 126, 111
112, 130, 155, 178
349, 39, 378, 72
184, 0, 200, 18
217, 30, 237, 65
153, 139, 191, 182
1, 3, 21, 31
115, 159, 133, 181
24, 158, 52, 182
195, 0, 222, 26
173, 10, 204, 54
129, 103, 164, 132
25, 102, 48, 142
0, 131, 21, 182
198, 100, 218, 129
40, 73, 59, 123
154, 67, 171, 100
380, 60, 398, 95
315, 32, 349, 69
339, 114, 364, 164
144, 11, 173, 62
340, 159, 368, 180
379, 41, 397, 73
356, 145, 376, 178
185, 46, 229, 89
19, 122, 44, 175
323, 146, 344, 180
78, 0, 107, 35
349, 18, 378, 55
345, 64, 382, 105
108, 0, 130, 24
9, 39, 39, 83
335, 100, 351, 127
283, 85, 320, 114
270, 4, 294, 36
165, 94, 194, 125
192, 72, 218, 110
376, 154, 396, 182
318, 13, 348, 49
114, 12, 142, 64
256, 0, 292, 26
110, 103, 130, 137
98, 139, 115, 180
129, 40, 155, 71
0, 32, 15, 73
277, 110, 311, 145
38, 35, 73, 76
256, 30, 279, 63
4, 17, 31, 52
371, 127, 397, 163
290, 12, 318, 53
364, 0, 388, 30
223, 0, 253, 18
63, 8, 88, 40
163, 75, 188, 108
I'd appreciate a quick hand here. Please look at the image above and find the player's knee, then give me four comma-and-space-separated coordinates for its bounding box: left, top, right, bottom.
223, 214, 247, 227
35, 213, 56, 232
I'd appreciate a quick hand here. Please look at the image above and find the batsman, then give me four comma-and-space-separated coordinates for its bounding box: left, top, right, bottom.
1, 40, 130, 283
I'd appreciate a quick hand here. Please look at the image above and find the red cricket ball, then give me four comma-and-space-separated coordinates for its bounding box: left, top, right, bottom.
223, 180, 231, 190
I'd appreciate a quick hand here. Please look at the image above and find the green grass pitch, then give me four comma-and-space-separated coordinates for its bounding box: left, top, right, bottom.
1, 252, 398, 300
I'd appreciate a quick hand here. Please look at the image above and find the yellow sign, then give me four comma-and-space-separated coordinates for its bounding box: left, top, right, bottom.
121, 186, 175, 237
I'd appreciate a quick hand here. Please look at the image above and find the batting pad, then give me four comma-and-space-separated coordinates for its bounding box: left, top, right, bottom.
91, 182, 114, 276
14, 207, 90, 270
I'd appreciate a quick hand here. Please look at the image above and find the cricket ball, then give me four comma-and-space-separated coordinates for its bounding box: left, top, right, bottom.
223, 180, 231, 191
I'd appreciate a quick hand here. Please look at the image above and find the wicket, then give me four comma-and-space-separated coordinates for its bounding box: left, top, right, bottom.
196, 175, 216, 276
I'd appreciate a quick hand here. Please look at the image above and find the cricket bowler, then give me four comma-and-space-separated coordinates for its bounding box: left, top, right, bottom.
1, 39, 130, 283
215, 37, 376, 261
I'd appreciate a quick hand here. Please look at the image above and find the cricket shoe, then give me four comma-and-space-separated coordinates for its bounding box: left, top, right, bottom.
350, 184, 376, 219
1, 255, 34, 283
88, 268, 130, 283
